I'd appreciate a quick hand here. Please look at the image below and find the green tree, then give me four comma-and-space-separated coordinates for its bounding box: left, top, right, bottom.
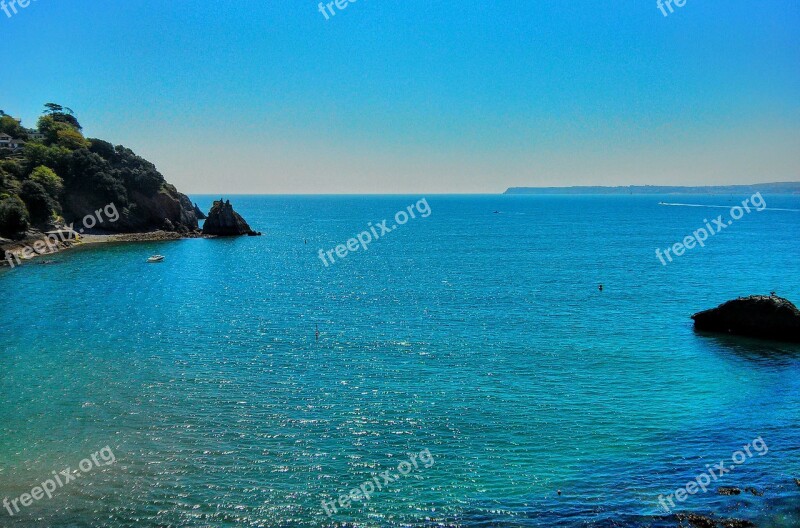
19, 180, 55, 224
43, 103, 64, 115
37, 116, 89, 149
0, 196, 30, 237
42, 103, 82, 130
0, 115, 27, 139
23, 142, 71, 174
56, 128, 90, 149
29, 165, 64, 198
62, 149, 128, 207
38, 115, 62, 144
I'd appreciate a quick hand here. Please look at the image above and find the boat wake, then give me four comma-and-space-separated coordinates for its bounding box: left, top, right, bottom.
658, 202, 800, 212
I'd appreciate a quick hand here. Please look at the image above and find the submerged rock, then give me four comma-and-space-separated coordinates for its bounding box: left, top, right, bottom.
718, 487, 741, 496
680, 514, 715, 528
676, 513, 755, 528
692, 295, 800, 343
201, 199, 261, 237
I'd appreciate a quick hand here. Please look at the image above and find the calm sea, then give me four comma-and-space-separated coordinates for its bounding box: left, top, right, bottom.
2, 195, 799, 527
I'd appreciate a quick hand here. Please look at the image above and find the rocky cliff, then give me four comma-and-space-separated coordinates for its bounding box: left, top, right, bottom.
0, 106, 199, 239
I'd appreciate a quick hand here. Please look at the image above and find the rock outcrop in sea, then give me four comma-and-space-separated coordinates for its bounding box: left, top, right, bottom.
201, 199, 261, 237
692, 295, 800, 343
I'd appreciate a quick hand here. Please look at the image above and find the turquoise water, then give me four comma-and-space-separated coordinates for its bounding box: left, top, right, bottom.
2, 195, 800, 527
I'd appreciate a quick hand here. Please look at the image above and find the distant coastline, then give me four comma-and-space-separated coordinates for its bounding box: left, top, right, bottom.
504, 182, 800, 195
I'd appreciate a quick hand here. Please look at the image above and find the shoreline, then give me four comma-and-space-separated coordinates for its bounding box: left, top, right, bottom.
1, 230, 204, 268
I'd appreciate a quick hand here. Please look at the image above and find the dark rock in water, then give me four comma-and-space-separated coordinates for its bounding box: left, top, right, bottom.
194, 202, 207, 220
677, 513, 755, 528
202, 199, 260, 237
692, 295, 800, 343
744, 487, 763, 496
680, 514, 716, 528
720, 520, 755, 528
795, 478, 800, 487
718, 487, 741, 495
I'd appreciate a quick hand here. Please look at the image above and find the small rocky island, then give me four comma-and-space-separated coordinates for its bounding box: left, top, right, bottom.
202, 199, 261, 237
692, 295, 800, 343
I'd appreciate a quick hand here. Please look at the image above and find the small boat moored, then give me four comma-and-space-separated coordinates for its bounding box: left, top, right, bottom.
147, 255, 165, 263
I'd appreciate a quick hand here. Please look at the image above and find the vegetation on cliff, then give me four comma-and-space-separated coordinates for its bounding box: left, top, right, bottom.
0, 104, 197, 239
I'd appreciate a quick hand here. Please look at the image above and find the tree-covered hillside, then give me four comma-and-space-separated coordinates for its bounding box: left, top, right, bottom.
0, 104, 197, 239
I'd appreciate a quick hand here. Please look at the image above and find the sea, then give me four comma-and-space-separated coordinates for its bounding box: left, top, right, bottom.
2, 194, 799, 527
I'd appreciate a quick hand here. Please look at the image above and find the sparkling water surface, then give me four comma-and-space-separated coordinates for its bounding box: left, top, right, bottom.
2, 195, 799, 527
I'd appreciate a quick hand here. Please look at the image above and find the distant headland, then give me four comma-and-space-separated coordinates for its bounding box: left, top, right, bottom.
504, 182, 800, 195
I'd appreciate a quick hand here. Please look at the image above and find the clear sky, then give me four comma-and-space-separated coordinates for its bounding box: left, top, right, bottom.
2, 0, 799, 193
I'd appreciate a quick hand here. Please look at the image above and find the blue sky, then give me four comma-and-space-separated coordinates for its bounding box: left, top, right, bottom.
2, 0, 799, 193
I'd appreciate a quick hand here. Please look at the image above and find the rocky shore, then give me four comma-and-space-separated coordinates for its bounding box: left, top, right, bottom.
2, 199, 258, 268
0, 230, 195, 268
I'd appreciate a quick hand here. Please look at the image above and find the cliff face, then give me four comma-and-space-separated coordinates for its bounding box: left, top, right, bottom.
56, 141, 198, 233
61, 184, 198, 234
125, 185, 198, 233
692, 295, 800, 343
202, 199, 260, 236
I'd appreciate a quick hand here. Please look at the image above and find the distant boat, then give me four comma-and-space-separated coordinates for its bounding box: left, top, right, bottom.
147, 255, 165, 263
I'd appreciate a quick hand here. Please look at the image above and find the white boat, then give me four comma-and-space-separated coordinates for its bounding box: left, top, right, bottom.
147, 255, 165, 263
